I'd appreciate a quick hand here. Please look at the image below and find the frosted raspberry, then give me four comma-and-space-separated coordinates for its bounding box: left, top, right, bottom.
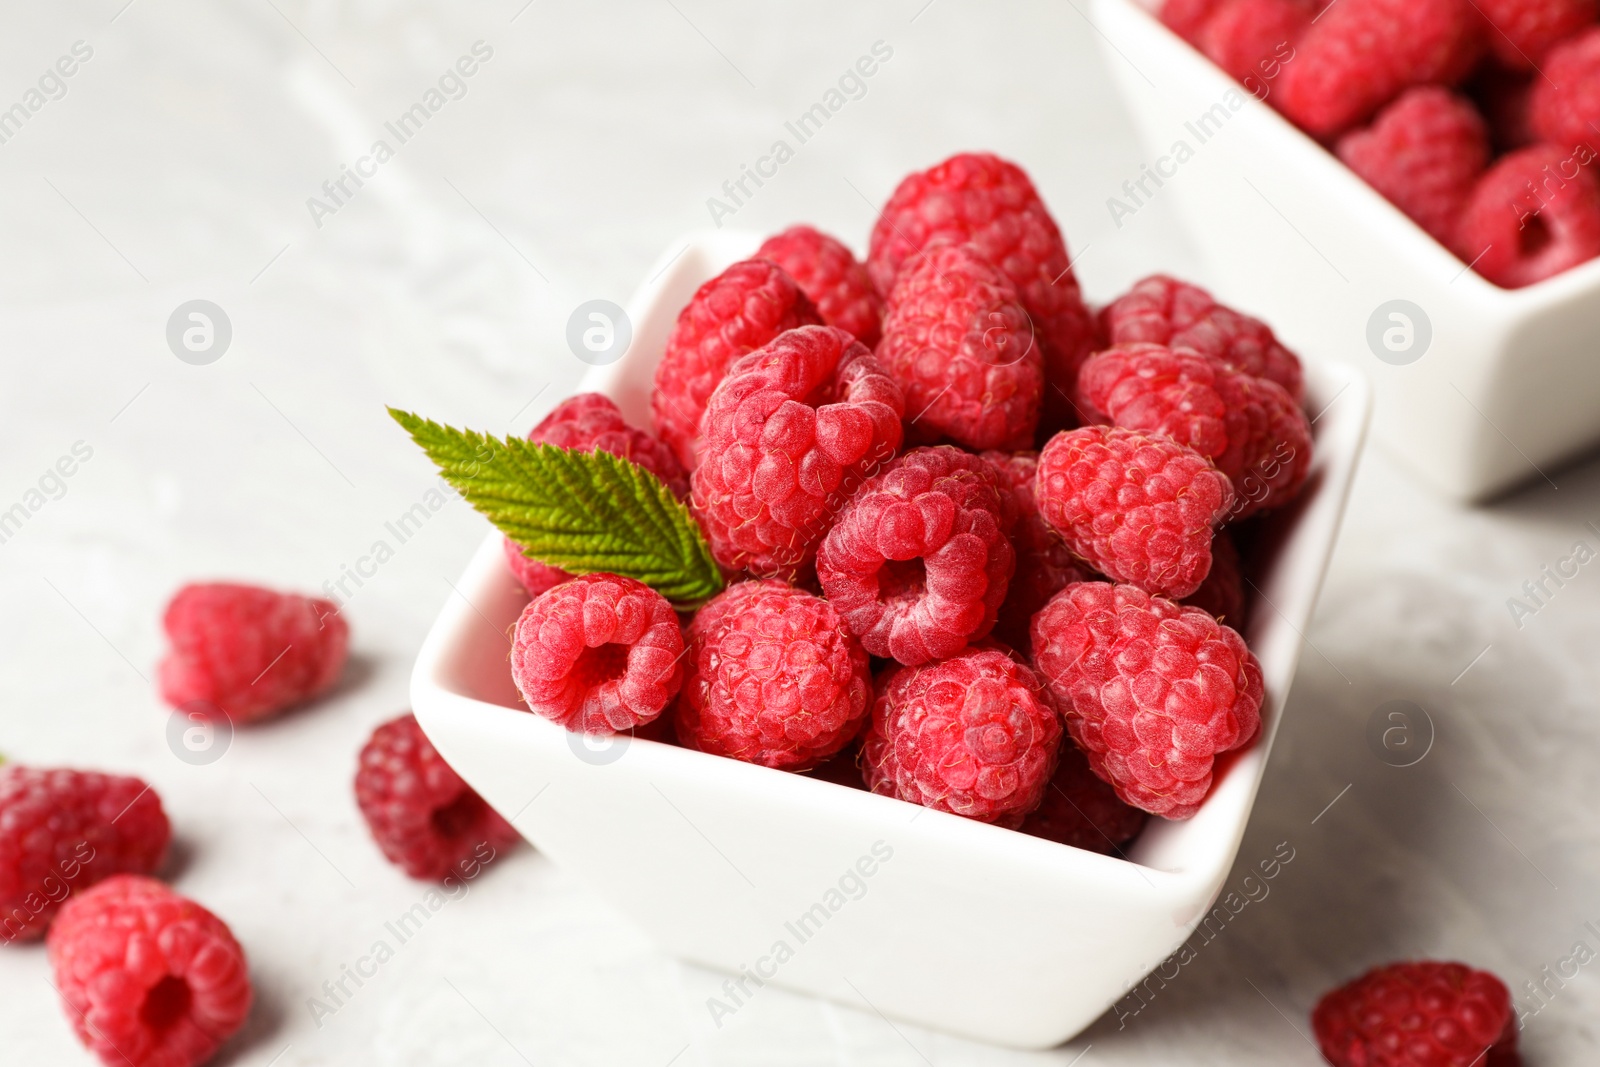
355, 713, 520, 881
866, 152, 1099, 431
1276, 0, 1485, 138
1035, 427, 1234, 599
1031, 582, 1263, 818
1454, 144, 1600, 288
0, 767, 170, 942
877, 242, 1043, 451
1078, 343, 1312, 520
690, 325, 905, 581
510, 573, 685, 733
1183, 528, 1246, 624
674, 580, 871, 770
1480, 0, 1597, 70
863, 646, 1062, 827
1530, 27, 1600, 154
158, 582, 348, 724
1337, 87, 1491, 246
652, 258, 823, 468
1195, 0, 1310, 94
1313, 961, 1520, 1067
48, 876, 252, 1067
1099, 275, 1304, 402
757, 225, 884, 347
817, 447, 1015, 666
1019, 742, 1148, 854
503, 392, 688, 597
980, 450, 1095, 650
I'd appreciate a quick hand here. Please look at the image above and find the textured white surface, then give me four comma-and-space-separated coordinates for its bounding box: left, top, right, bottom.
0, 2, 1596, 1065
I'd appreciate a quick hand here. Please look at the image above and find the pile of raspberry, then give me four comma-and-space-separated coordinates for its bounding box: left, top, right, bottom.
507, 151, 1315, 845
1164, 0, 1600, 288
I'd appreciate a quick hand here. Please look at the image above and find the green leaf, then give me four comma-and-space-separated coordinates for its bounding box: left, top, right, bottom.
389, 408, 723, 609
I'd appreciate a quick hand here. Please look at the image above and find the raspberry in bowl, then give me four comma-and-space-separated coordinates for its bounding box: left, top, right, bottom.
1092, 0, 1600, 501
404, 228, 1368, 1048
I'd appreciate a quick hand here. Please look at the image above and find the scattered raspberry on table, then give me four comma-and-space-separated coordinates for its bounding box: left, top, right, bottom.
1031, 582, 1263, 819
757, 225, 884, 347
1312, 960, 1521, 1067
47, 875, 252, 1067
674, 580, 872, 770
511, 573, 685, 733
158, 582, 348, 724
355, 713, 521, 881
864, 645, 1062, 827
0, 766, 170, 941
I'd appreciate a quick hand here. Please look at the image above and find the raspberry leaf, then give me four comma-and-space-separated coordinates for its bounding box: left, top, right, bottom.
389, 408, 723, 609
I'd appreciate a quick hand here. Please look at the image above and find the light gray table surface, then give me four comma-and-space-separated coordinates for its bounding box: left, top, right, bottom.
2, 2, 1597, 1064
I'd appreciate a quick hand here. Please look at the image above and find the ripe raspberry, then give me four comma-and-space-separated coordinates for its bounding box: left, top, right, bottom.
652, 258, 823, 469
1183, 527, 1247, 624
1160, 0, 1226, 41
980, 450, 1095, 651
866, 153, 1098, 431
1031, 582, 1263, 818
757, 225, 884, 347
1195, 0, 1311, 94
1035, 427, 1234, 599
691, 325, 905, 581
1480, 0, 1597, 70
1276, 0, 1485, 138
863, 645, 1062, 827
1530, 27, 1600, 154
48, 875, 252, 1067
674, 580, 871, 770
1454, 144, 1600, 288
158, 582, 348, 724
1019, 742, 1148, 854
877, 242, 1043, 451
1078, 343, 1312, 520
1312, 961, 1520, 1067
817, 447, 1015, 666
0, 767, 169, 942
355, 713, 520, 881
1337, 88, 1491, 246
503, 392, 688, 597
1099, 275, 1304, 402
510, 573, 684, 733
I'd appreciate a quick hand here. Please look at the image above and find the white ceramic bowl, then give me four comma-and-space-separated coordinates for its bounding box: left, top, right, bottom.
1092, 0, 1600, 501
409, 231, 1370, 1049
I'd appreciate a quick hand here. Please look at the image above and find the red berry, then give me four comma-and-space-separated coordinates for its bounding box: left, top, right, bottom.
757, 225, 883, 347
1480, 0, 1597, 70
1276, 0, 1485, 138
1160, 0, 1227, 41
1031, 582, 1263, 819
1182, 527, 1247, 624
817, 446, 1015, 666
980, 450, 1095, 651
0, 767, 169, 942
510, 573, 685, 733
863, 645, 1062, 827
48, 875, 252, 1067
1035, 426, 1234, 600
1530, 26, 1600, 154
652, 259, 822, 469
877, 242, 1044, 451
1312, 960, 1521, 1067
691, 325, 905, 581
1455, 144, 1600, 288
355, 713, 520, 881
1195, 0, 1310, 94
1078, 343, 1312, 520
158, 582, 348, 724
1337, 87, 1492, 246
1099, 275, 1304, 402
866, 152, 1099, 431
504, 392, 688, 597
1019, 742, 1148, 853
674, 580, 871, 769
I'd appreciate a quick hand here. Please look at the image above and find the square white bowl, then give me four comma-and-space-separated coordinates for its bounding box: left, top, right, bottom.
1092, 0, 1600, 501
409, 231, 1370, 1049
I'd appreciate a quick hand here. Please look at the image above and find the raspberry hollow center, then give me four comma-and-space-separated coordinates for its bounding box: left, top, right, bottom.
140, 975, 192, 1034
572, 642, 631, 689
